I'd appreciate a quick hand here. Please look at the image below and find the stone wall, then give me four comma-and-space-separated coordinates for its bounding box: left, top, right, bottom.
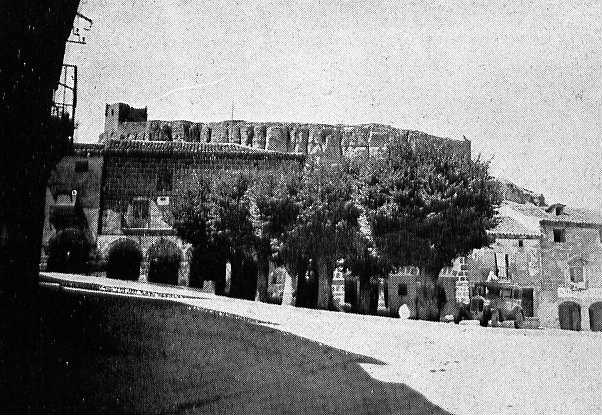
496, 179, 546, 206
100, 103, 471, 161
96, 234, 191, 286
537, 224, 602, 329
42, 143, 104, 248
97, 140, 305, 285
468, 238, 542, 286
465, 224, 602, 330
539, 224, 602, 289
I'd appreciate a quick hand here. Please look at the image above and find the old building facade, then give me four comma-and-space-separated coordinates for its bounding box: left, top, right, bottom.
42, 139, 304, 287
386, 201, 602, 331
466, 201, 602, 330
43, 102, 469, 292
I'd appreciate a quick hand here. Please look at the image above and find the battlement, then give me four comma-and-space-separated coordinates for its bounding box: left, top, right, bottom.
99, 102, 471, 160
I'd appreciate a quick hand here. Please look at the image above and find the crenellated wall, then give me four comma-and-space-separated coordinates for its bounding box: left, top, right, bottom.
99, 103, 472, 160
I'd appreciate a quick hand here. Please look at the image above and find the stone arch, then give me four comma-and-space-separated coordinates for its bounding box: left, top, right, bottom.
589, 302, 602, 332
106, 238, 142, 281
46, 228, 91, 274
187, 246, 227, 291
558, 301, 581, 331
147, 238, 182, 285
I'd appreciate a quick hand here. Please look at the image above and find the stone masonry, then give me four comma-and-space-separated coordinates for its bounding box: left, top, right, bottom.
98, 102, 471, 161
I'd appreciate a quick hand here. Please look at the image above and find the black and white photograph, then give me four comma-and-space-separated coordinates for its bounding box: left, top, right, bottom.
1, 1, 601, 413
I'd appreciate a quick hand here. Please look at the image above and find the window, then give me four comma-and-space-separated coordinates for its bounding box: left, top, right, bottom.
553, 229, 566, 243
555, 206, 563, 215
495, 253, 509, 280
156, 167, 173, 192
74, 160, 88, 173
472, 297, 484, 312
398, 283, 408, 296
522, 288, 534, 317
132, 199, 149, 228
518, 239, 524, 248
569, 266, 584, 284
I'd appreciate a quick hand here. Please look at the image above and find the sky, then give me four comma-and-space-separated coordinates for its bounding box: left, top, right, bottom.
65, 0, 601, 211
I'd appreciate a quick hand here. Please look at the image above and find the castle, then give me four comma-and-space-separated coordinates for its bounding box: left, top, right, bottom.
42, 102, 469, 289
99, 102, 471, 160
39, 102, 602, 331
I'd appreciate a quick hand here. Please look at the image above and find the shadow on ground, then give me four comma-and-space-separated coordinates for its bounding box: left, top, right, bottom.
4, 287, 451, 414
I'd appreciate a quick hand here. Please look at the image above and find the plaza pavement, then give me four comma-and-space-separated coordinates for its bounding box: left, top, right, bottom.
41, 272, 602, 415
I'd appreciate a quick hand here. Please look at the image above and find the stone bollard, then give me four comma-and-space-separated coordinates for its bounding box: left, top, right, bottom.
202, 280, 216, 294
331, 268, 345, 310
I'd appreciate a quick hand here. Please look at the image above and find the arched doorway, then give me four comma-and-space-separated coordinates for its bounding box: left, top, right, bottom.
227, 253, 258, 300
46, 228, 90, 274
558, 301, 581, 331
106, 239, 142, 281
296, 258, 317, 308
147, 239, 181, 285
188, 246, 227, 291
240, 256, 258, 300
589, 302, 602, 332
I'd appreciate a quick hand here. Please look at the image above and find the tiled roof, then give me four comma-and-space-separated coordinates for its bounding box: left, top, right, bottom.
504, 201, 602, 227
488, 216, 540, 238
103, 139, 305, 159
541, 206, 602, 226
73, 142, 104, 156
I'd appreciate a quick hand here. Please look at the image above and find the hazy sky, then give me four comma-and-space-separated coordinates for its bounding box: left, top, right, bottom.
66, 0, 601, 211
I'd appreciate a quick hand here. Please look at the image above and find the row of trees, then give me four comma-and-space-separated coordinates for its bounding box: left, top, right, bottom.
173, 141, 501, 315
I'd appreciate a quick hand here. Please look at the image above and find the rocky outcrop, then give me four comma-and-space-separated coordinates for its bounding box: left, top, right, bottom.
496, 179, 547, 206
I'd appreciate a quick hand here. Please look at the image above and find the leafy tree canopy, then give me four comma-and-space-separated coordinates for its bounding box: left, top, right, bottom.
292, 160, 362, 261
359, 141, 500, 276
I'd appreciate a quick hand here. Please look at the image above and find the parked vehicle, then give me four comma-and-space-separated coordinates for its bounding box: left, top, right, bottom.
454, 281, 525, 329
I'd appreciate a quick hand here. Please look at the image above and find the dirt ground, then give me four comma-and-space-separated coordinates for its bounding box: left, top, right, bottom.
1, 286, 449, 414
180, 293, 602, 415
3, 274, 601, 414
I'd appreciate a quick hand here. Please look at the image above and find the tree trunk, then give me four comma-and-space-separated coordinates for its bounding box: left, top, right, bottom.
281, 265, 297, 306
316, 256, 332, 310
416, 266, 442, 321
358, 274, 371, 315
224, 261, 232, 296
254, 255, 269, 302
228, 254, 245, 299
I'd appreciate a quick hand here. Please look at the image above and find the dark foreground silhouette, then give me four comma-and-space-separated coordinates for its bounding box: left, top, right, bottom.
2, 287, 451, 414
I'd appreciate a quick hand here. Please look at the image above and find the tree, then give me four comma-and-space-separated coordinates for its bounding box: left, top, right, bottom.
172, 177, 223, 290
209, 171, 258, 299
46, 228, 91, 274
360, 141, 500, 318
288, 160, 363, 309
251, 168, 303, 304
